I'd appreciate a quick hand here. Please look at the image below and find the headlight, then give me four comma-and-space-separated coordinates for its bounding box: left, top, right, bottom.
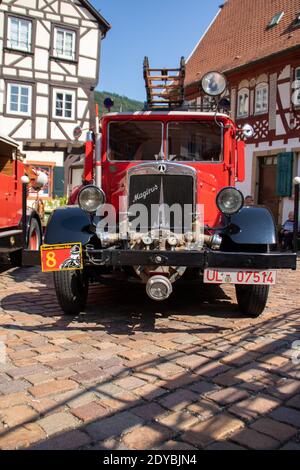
216, 187, 244, 215
78, 185, 105, 213
201, 71, 227, 96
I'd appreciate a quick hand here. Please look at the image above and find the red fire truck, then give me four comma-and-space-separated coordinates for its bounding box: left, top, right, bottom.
34, 59, 296, 317
0, 133, 44, 266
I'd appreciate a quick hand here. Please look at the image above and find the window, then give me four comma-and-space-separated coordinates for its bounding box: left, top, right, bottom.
7, 83, 32, 115
53, 27, 76, 60
53, 89, 75, 120
293, 68, 300, 106
7, 16, 32, 52
108, 121, 163, 161
167, 121, 223, 162
268, 11, 284, 28
237, 89, 249, 118
255, 84, 268, 114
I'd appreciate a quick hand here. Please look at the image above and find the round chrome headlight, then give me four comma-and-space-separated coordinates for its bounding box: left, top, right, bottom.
78, 185, 105, 213
201, 71, 227, 96
216, 187, 244, 216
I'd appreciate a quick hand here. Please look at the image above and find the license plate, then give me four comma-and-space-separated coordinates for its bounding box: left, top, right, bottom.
204, 269, 276, 285
41, 243, 83, 272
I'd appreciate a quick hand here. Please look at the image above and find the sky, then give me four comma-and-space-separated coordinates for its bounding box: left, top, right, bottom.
93, 0, 221, 102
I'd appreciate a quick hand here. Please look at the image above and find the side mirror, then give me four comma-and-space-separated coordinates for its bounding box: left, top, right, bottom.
73, 126, 83, 140
242, 124, 254, 139
236, 141, 245, 182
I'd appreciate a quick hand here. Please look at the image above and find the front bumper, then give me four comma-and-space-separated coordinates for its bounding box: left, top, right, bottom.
22, 248, 297, 270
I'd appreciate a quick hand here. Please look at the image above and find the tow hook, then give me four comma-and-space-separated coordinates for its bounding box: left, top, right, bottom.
146, 275, 173, 301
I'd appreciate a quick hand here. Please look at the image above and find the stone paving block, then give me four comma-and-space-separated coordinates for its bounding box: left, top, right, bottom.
85, 412, 143, 442
37, 412, 80, 436
270, 406, 300, 427
29, 429, 91, 450
0, 423, 46, 450
159, 389, 198, 411
157, 411, 199, 431
207, 387, 250, 405
230, 428, 280, 450
2, 404, 38, 427
71, 401, 109, 422
29, 379, 79, 398
229, 394, 280, 421
122, 424, 174, 450
182, 413, 245, 448
250, 417, 297, 443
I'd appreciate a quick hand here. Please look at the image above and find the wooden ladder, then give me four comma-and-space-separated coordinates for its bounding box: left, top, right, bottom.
143, 57, 186, 110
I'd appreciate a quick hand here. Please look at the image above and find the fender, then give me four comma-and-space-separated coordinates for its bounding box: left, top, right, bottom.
25, 207, 42, 247
44, 206, 93, 245
225, 206, 277, 245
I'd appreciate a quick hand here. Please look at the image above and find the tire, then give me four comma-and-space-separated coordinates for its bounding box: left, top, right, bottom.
235, 284, 270, 318
53, 269, 89, 315
27, 218, 42, 251
9, 218, 42, 267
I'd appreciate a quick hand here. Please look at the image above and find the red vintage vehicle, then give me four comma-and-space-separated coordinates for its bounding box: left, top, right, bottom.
0, 133, 43, 265
36, 60, 296, 317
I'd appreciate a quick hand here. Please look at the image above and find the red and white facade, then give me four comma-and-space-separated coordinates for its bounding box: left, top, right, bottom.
185, 0, 300, 225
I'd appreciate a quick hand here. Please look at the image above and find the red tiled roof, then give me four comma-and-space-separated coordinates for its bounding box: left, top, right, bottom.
185, 0, 300, 86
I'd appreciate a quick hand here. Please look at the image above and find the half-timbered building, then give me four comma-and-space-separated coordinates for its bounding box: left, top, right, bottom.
185, 0, 300, 225
0, 0, 110, 198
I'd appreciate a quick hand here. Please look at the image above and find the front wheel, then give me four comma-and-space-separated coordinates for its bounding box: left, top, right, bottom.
53, 269, 89, 315
235, 284, 269, 317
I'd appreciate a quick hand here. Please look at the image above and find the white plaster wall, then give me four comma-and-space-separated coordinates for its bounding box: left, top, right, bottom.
79, 29, 98, 60
35, 117, 48, 139
25, 149, 64, 166
237, 140, 300, 225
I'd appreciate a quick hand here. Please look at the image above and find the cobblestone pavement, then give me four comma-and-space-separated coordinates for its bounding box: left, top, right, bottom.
0, 264, 299, 450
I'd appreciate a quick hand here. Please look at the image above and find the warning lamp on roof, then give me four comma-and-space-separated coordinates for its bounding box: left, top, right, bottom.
201, 71, 227, 97
103, 97, 114, 112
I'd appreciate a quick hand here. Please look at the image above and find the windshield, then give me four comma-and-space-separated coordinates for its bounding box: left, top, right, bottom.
167, 121, 223, 162
108, 121, 163, 161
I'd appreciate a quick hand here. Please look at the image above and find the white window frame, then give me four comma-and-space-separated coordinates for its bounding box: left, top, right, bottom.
7, 83, 32, 116
293, 67, 300, 107
237, 88, 249, 118
7, 16, 32, 52
52, 88, 75, 120
255, 83, 269, 115
53, 27, 76, 61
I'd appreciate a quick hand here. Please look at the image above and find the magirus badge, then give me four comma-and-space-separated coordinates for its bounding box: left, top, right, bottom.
158, 163, 167, 174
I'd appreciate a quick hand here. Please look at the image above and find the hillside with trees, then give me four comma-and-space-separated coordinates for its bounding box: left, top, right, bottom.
95, 91, 144, 114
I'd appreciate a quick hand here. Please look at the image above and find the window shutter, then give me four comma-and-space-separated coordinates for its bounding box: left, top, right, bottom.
53, 166, 65, 198
276, 152, 293, 197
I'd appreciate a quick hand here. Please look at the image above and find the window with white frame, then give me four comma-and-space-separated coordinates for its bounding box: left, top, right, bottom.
255, 83, 268, 114
7, 83, 32, 115
53, 89, 75, 119
237, 88, 249, 118
293, 68, 300, 106
53, 27, 76, 60
7, 16, 32, 52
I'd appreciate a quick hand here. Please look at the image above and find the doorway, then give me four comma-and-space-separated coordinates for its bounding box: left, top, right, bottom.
258, 155, 280, 225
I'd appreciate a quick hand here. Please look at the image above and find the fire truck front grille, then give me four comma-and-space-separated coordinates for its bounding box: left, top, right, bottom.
128, 174, 194, 233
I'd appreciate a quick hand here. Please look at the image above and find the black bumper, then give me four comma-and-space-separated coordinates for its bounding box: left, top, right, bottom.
22, 248, 297, 270
93, 249, 297, 270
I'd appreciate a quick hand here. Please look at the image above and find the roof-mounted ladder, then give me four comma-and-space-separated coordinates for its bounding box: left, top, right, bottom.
143, 56, 186, 110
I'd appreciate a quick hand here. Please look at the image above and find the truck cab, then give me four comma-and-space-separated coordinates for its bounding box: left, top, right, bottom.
0, 133, 42, 265
43, 63, 297, 317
